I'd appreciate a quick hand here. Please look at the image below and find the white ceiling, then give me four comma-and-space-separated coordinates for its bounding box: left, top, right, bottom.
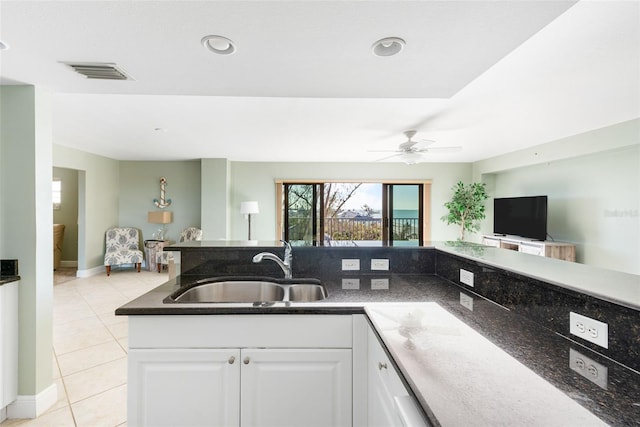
1, 0, 638, 163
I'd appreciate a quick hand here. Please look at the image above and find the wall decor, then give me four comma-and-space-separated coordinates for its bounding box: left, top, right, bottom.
154, 177, 172, 208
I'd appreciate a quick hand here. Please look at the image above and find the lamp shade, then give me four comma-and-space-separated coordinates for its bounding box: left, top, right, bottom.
148, 211, 173, 224
240, 201, 259, 215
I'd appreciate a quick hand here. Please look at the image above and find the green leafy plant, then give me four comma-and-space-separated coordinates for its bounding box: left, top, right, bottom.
441, 181, 489, 240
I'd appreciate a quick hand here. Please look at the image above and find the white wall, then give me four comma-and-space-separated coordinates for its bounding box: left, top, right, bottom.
53, 145, 120, 272
226, 161, 472, 242
473, 119, 640, 275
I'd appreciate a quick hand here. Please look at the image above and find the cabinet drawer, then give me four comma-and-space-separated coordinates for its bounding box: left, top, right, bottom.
129, 314, 353, 349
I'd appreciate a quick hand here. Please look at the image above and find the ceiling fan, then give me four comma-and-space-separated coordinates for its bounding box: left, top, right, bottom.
370, 130, 462, 164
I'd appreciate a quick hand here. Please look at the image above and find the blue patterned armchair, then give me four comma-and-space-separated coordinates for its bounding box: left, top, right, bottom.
104, 227, 144, 276
156, 227, 202, 272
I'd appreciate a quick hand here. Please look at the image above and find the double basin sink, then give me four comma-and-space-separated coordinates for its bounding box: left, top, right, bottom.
165, 276, 327, 304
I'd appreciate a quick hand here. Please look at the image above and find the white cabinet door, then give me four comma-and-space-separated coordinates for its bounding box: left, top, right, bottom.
482, 237, 501, 248
128, 348, 240, 427
241, 348, 352, 427
519, 243, 544, 256
368, 328, 404, 427
368, 328, 427, 427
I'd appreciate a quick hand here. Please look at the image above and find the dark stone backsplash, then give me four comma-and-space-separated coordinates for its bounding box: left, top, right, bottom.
176, 244, 638, 372
435, 251, 640, 372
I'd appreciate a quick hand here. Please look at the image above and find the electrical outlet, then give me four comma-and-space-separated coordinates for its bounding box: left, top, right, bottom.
371, 259, 389, 271
459, 269, 474, 287
569, 348, 608, 390
341, 278, 360, 290
459, 293, 474, 311
341, 259, 360, 271
569, 312, 608, 349
371, 278, 389, 290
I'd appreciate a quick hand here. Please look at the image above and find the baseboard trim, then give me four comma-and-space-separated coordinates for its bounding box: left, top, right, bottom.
76, 265, 105, 278
7, 382, 58, 419
59, 260, 78, 268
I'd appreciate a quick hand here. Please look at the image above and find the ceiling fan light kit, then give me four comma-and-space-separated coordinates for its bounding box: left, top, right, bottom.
372, 37, 405, 57
369, 130, 462, 164
201, 35, 236, 55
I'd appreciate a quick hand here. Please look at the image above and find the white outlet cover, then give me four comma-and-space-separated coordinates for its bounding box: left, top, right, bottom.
371, 259, 390, 271
341, 278, 360, 290
460, 269, 474, 287
341, 259, 360, 271
569, 312, 609, 349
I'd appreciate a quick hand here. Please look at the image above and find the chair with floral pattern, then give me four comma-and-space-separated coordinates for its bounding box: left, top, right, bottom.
104, 227, 143, 276
156, 227, 202, 272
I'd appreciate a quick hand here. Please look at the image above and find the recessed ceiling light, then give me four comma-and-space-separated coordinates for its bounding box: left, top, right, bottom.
372, 37, 405, 57
201, 35, 235, 55
0, 40, 9, 50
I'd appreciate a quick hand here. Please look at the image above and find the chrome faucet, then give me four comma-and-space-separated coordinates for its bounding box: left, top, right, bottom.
252, 240, 293, 279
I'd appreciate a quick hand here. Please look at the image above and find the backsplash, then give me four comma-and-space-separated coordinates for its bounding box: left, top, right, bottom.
0, 259, 18, 276
435, 251, 640, 372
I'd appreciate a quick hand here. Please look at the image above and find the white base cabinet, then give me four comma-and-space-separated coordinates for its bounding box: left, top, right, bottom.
0, 280, 19, 420
127, 315, 353, 427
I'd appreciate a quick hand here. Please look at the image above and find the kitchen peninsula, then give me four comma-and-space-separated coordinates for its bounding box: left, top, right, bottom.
116, 241, 640, 426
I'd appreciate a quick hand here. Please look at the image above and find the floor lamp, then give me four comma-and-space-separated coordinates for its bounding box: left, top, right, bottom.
240, 201, 259, 240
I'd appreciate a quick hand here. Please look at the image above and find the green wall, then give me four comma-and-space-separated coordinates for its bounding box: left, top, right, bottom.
53, 145, 120, 273
226, 161, 472, 242
0, 86, 54, 398
119, 160, 202, 243
474, 119, 640, 275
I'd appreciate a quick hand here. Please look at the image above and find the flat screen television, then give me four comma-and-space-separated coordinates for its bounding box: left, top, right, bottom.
493, 196, 548, 241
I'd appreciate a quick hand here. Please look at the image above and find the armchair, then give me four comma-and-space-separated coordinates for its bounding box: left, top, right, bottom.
156, 227, 202, 272
104, 227, 144, 276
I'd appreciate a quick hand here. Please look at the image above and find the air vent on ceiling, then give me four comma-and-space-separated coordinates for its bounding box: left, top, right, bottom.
62, 62, 133, 80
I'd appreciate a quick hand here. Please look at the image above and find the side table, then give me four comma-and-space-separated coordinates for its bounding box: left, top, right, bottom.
143, 240, 169, 272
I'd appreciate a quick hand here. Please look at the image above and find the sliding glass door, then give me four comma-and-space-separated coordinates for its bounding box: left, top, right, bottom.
282, 182, 425, 246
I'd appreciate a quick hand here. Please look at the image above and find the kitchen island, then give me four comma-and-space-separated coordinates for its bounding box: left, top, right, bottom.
116, 242, 640, 426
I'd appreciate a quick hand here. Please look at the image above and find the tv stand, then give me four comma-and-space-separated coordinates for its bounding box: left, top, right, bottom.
482, 235, 576, 262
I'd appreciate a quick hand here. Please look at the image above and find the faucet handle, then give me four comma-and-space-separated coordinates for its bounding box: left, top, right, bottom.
281, 239, 292, 253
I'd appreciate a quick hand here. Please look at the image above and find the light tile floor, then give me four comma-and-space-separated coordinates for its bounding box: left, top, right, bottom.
1, 268, 167, 427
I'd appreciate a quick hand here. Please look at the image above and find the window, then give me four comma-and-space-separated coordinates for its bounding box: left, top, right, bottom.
278, 181, 430, 246
52, 179, 61, 210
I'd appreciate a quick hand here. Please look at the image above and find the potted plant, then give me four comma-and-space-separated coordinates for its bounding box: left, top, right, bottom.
441, 181, 489, 240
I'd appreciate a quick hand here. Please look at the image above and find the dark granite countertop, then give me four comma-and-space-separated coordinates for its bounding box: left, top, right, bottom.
0, 275, 19, 286
116, 273, 639, 426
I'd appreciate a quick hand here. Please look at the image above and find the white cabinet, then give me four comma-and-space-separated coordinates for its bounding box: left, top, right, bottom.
482, 235, 576, 262
367, 327, 427, 427
127, 315, 353, 427
241, 348, 351, 427
0, 280, 19, 420
128, 349, 240, 427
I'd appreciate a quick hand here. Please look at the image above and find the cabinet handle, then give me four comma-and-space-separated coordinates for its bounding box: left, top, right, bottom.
243, 357, 250, 365
228, 356, 236, 364
378, 362, 387, 370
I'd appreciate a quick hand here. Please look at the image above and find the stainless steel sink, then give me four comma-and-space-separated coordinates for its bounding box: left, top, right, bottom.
174, 281, 286, 303
288, 284, 328, 302
166, 277, 327, 304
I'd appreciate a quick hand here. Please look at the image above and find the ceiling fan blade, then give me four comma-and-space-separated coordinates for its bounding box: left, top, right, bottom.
367, 149, 401, 153
375, 153, 404, 162
420, 146, 462, 153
